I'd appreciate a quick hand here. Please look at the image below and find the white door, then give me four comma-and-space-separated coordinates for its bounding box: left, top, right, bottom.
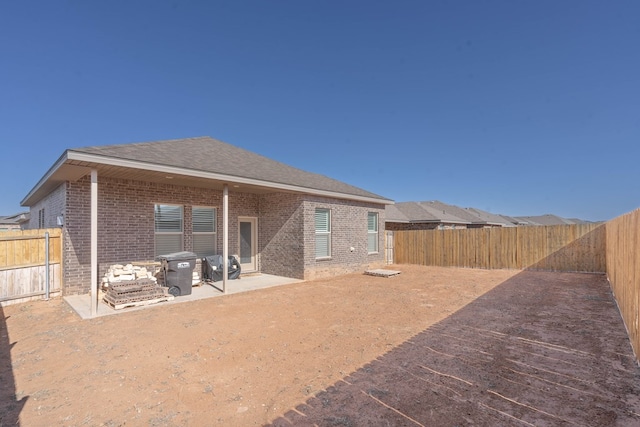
238, 217, 257, 272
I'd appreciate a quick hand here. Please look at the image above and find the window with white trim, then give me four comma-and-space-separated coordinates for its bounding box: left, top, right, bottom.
315, 208, 331, 259
368, 212, 379, 253
192, 206, 217, 257
154, 204, 183, 256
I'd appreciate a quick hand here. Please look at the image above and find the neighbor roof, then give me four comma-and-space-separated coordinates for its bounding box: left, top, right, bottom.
387, 201, 469, 225
514, 214, 577, 226
22, 136, 393, 206
0, 212, 30, 225
464, 207, 516, 227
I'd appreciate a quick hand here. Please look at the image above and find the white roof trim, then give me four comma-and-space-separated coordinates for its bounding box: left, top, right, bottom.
58, 151, 392, 205
21, 151, 69, 206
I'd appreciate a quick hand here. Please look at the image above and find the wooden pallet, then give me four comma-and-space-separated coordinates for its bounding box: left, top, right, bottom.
103, 294, 174, 310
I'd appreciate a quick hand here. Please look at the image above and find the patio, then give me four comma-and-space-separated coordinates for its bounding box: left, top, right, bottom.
64, 273, 303, 319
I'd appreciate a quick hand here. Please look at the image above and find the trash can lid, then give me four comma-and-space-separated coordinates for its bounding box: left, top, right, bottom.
156, 251, 197, 261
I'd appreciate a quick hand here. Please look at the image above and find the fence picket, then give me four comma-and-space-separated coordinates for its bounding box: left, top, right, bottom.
393, 223, 605, 273
0, 228, 63, 305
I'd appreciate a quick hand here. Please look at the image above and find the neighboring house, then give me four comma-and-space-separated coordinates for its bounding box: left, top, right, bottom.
498, 214, 529, 226
463, 207, 516, 227
0, 212, 30, 231
388, 202, 596, 230
513, 214, 596, 226
385, 201, 469, 231
386, 201, 506, 231
21, 136, 393, 296
420, 201, 505, 228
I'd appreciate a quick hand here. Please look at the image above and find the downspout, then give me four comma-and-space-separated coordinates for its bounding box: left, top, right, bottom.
90, 169, 98, 317
223, 184, 228, 293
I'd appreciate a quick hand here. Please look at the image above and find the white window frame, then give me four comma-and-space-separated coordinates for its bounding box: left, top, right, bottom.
154, 204, 183, 257
315, 208, 331, 259
368, 212, 379, 254
192, 206, 217, 257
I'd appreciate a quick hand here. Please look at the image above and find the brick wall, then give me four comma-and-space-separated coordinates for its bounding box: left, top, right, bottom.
63, 175, 259, 295
60, 173, 387, 294
302, 196, 386, 281
27, 183, 66, 229
259, 193, 305, 278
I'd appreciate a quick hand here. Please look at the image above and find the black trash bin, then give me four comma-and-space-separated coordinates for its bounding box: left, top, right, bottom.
157, 251, 197, 296
202, 255, 241, 282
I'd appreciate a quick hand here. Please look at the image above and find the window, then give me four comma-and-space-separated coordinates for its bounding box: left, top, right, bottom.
315, 208, 331, 258
192, 206, 216, 257
38, 208, 45, 228
154, 204, 183, 256
368, 212, 378, 253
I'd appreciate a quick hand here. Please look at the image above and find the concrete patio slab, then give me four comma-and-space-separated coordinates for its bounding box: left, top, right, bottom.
64, 273, 303, 319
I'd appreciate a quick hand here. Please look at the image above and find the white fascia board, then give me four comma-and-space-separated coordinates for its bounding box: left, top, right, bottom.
20, 151, 69, 206
68, 151, 393, 205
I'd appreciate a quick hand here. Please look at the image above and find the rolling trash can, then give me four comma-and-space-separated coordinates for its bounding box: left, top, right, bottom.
202, 255, 241, 282
157, 251, 197, 297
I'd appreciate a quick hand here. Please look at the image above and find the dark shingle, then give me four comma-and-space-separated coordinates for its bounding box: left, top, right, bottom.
73, 136, 390, 201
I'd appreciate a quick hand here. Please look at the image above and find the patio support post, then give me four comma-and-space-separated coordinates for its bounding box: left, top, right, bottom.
223, 184, 228, 293
90, 169, 98, 317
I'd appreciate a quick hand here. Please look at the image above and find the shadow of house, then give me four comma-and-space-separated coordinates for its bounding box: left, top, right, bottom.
268, 270, 640, 426
0, 305, 28, 426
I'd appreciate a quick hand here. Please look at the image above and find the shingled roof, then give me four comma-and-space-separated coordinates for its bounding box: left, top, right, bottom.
514, 214, 579, 226
387, 201, 469, 225
23, 136, 392, 206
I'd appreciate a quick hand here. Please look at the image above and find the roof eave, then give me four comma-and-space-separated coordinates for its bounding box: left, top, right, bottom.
21, 150, 69, 207
25, 150, 393, 206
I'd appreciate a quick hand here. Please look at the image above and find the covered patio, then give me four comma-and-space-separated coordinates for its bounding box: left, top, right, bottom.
64, 273, 302, 319
21, 137, 391, 318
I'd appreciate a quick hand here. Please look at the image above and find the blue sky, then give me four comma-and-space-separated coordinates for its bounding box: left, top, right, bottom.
1, 1, 638, 221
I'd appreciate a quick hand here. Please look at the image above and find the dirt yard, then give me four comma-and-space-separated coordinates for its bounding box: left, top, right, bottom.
1, 265, 640, 426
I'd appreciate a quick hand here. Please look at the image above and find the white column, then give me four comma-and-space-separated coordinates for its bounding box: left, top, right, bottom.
90, 169, 98, 317
223, 184, 228, 294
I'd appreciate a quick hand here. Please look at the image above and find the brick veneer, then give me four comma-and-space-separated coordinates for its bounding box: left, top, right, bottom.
302, 196, 386, 280
259, 193, 306, 278
28, 182, 66, 229
58, 174, 386, 295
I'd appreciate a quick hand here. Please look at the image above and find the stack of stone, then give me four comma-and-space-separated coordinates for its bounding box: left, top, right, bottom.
101, 263, 173, 310
101, 263, 158, 291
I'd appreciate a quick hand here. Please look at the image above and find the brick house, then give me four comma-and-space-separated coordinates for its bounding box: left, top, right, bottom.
0, 212, 30, 231
386, 201, 512, 231
21, 136, 392, 299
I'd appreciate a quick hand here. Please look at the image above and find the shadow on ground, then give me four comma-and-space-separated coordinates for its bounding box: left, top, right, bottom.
268, 270, 640, 426
0, 304, 27, 426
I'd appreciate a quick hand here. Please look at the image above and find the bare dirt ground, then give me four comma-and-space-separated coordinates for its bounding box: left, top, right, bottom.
1, 265, 640, 426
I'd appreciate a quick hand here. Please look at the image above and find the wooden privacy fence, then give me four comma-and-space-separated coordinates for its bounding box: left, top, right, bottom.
0, 228, 62, 305
394, 223, 606, 272
606, 208, 640, 362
